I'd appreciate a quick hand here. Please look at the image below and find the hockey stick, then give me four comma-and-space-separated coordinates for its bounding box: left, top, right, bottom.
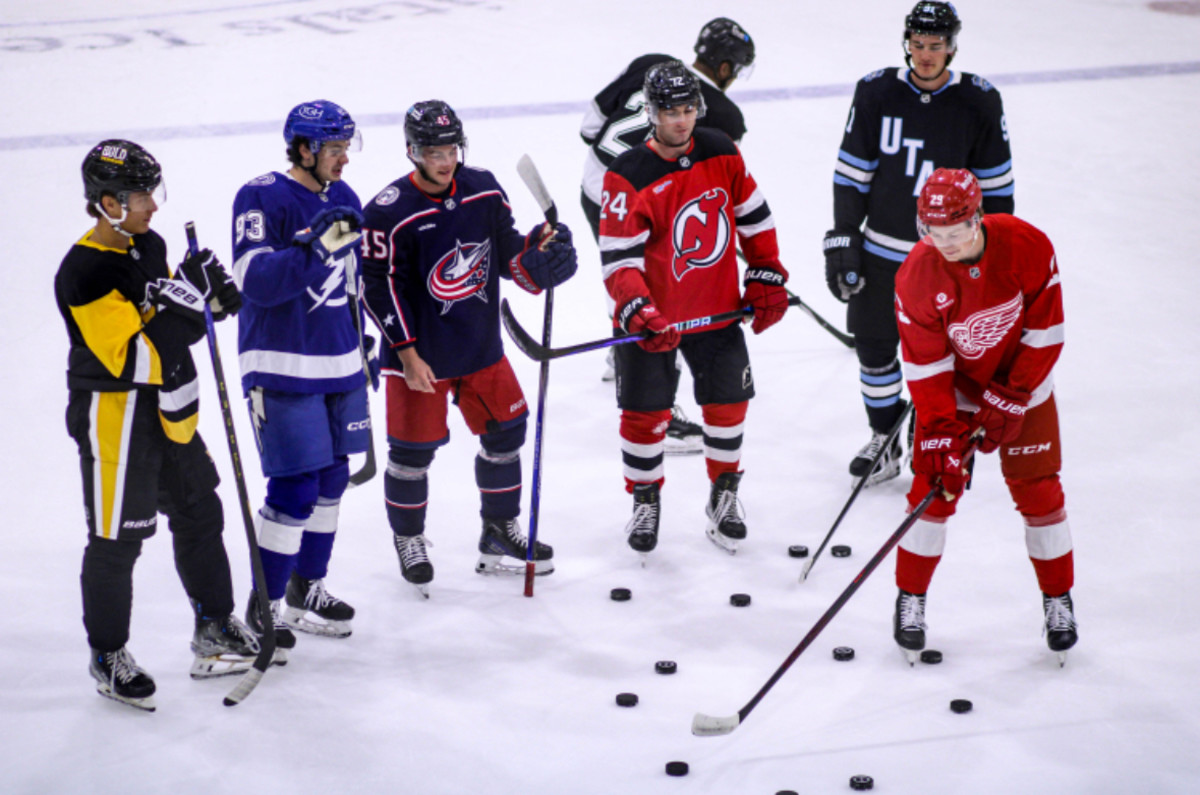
515, 153, 558, 597
692, 443, 977, 737
500, 295, 803, 363
345, 241, 377, 487
800, 401, 914, 582
184, 222, 276, 706
734, 250, 854, 349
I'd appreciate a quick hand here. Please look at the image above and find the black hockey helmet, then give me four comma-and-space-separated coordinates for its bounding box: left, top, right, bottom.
404, 100, 465, 149
82, 139, 163, 206
643, 60, 707, 124
694, 17, 755, 77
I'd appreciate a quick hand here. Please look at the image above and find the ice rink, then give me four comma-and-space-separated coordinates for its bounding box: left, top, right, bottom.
2, 1, 1199, 792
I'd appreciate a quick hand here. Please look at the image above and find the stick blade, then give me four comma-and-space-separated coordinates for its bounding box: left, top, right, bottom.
692, 712, 740, 737
223, 667, 266, 707
500, 298, 551, 361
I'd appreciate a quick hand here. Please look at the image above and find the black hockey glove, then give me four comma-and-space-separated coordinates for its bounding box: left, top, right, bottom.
823, 229, 865, 303
177, 249, 242, 321
510, 222, 578, 294
295, 205, 364, 262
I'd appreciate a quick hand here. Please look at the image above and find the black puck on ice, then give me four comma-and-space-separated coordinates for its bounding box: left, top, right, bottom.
849, 774, 874, 790
655, 660, 677, 675
950, 699, 973, 714
833, 646, 855, 661
665, 761, 689, 776
920, 649, 943, 664
729, 593, 752, 607
615, 692, 638, 707
831, 545, 852, 558
787, 545, 809, 558
610, 587, 632, 602
776, 791, 799, 795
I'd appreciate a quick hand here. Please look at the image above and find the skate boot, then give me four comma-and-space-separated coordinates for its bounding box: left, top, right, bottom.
705, 472, 746, 555
1043, 591, 1078, 666
850, 430, 902, 487
190, 601, 259, 679
601, 347, 616, 382
476, 518, 554, 576
89, 647, 156, 712
664, 405, 703, 456
245, 591, 295, 665
625, 482, 661, 565
284, 573, 355, 638
394, 533, 434, 599
893, 589, 927, 666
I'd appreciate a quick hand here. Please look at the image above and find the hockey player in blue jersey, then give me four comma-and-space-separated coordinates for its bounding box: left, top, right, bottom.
360, 100, 578, 596
231, 100, 374, 650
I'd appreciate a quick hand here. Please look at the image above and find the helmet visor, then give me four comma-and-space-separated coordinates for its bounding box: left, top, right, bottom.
315, 129, 363, 157
124, 179, 166, 211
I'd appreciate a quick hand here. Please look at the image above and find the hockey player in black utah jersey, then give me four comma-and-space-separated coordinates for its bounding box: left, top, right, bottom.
579, 16, 755, 453
822, 1, 1014, 486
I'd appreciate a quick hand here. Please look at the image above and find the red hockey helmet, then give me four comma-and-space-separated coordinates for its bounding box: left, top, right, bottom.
917, 168, 982, 227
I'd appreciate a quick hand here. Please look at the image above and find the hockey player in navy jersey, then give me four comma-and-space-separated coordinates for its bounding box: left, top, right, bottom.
580, 17, 756, 453
231, 100, 373, 650
823, 1, 1014, 487
360, 100, 578, 596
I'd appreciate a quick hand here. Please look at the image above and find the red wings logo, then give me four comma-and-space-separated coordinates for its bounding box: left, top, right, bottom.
947, 293, 1022, 360
427, 239, 491, 314
671, 189, 731, 281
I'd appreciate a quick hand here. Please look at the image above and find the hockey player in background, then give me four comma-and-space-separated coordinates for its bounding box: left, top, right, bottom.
894, 169, 1077, 664
600, 61, 789, 560
580, 17, 756, 454
231, 100, 373, 651
360, 100, 578, 597
823, 1, 1014, 486
56, 140, 256, 710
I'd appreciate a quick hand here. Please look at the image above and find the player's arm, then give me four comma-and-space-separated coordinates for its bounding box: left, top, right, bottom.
359, 211, 420, 354
729, 156, 789, 333
1001, 238, 1064, 396
970, 84, 1015, 215
825, 80, 878, 301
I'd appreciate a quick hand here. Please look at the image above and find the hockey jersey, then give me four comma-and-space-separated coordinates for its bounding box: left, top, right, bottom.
600, 128, 783, 331
231, 172, 366, 395
580, 53, 748, 206
895, 214, 1063, 431
359, 166, 529, 380
834, 68, 1014, 263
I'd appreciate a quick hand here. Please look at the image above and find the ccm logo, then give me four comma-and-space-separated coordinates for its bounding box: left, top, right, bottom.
347, 419, 371, 431
920, 438, 953, 451
510, 399, 527, 413
1006, 442, 1052, 455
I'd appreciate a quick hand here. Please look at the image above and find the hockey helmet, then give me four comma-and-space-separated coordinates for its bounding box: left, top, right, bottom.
643, 60, 707, 124
917, 168, 982, 237
694, 17, 756, 78
904, 1, 961, 69
82, 139, 164, 208
404, 100, 465, 149
284, 100, 362, 155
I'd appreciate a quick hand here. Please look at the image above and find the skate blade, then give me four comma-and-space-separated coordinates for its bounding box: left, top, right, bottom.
475, 555, 554, 577
855, 463, 902, 490
96, 684, 156, 712
190, 654, 257, 680
411, 583, 431, 599
901, 648, 920, 667
1057, 651, 1068, 667
664, 437, 703, 456
705, 526, 739, 555
283, 610, 352, 638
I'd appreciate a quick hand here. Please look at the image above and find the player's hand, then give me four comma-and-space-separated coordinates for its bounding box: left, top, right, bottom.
742, 267, 789, 334
973, 382, 1030, 454
823, 229, 864, 302
295, 205, 364, 262
511, 222, 577, 293
913, 419, 971, 500
177, 249, 242, 320
397, 346, 436, 393
617, 296, 679, 353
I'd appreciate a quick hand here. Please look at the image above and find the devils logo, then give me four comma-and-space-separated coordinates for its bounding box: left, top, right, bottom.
671, 189, 731, 281
427, 238, 491, 314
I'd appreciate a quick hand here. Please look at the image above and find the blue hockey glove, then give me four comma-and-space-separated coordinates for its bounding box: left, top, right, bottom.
823, 229, 864, 303
295, 205, 364, 262
510, 222, 578, 294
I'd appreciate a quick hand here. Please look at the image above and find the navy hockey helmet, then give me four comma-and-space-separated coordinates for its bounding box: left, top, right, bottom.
82, 139, 163, 206
284, 99, 362, 158
694, 18, 756, 78
643, 60, 707, 125
904, 2, 961, 65
404, 100, 465, 149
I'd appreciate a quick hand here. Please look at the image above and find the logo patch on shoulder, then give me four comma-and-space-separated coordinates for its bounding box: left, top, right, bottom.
247, 173, 276, 186
376, 186, 400, 206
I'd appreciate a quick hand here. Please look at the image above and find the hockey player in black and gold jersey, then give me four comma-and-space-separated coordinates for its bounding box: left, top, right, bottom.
55, 140, 257, 711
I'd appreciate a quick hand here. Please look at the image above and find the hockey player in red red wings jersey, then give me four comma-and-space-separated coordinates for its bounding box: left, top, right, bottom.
599, 60, 789, 560
892, 168, 1077, 664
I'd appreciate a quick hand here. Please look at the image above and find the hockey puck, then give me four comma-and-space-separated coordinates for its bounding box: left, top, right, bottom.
831, 544, 852, 558
610, 587, 632, 602
615, 692, 638, 707
833, 646, 855, 661
729, 593, 752, 607
655, 660, 677, 675
776, 791, 799, 795
920, 649, 943, 664
950, 699, 973, 714
787, 545, 809, 558
849, 774, 874, 790
665, 761, 689, 777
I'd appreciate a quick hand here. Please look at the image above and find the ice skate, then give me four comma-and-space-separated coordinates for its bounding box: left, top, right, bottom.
284, 573, 355, 638
394, 533, 434, 599
705, 472, 746, 555
664, 404, 703, 456
190, 605, 260, 679
894, 589, 927, 666
850, 430, 902, 488
245, 592, 295, 665
476, 517, 554, 576
625, 482, 661, 566
1043, 591, 1078, 667
89, 647, 156, 712
601, 347, 616, 382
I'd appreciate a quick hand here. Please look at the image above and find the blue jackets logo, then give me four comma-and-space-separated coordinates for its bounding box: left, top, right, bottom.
427, 239, 491, 314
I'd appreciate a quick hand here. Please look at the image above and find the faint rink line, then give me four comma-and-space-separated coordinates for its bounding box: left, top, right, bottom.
3, 60, 1198, 153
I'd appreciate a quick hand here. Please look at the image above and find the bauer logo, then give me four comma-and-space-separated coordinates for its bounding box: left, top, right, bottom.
921, 437, 953, 451
671, 189, 730, 282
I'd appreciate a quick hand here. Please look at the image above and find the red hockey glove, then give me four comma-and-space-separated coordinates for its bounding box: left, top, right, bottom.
617, 296, 679, 353
742, 267, 789, 334
974, 382, 1030, 454
913, 420, 971, 500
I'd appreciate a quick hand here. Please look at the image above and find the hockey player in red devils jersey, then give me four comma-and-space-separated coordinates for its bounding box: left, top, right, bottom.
599, 61, 789, 559
893, 169, 1077, 664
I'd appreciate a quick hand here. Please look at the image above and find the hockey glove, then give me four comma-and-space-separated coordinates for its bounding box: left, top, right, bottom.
295, 205, 364, 262
617, 296, 679, 353
913, 419, 971, 500
510, 223, 578, 294
177, 249, 242, 320
823, 229, 865, 302
973, 382, 1030, 454
742, 267, 789, 334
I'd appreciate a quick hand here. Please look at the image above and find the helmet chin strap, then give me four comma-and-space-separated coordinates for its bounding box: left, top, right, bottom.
95, 201, 134, 238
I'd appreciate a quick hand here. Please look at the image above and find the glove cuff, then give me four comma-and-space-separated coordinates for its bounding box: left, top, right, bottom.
981, 383, 1029, 417
744, 267, 785, 287
616, 296, 651, 334
509, 253, 544, 296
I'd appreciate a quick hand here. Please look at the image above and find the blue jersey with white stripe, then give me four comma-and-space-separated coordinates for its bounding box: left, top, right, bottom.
231, 171, 365, 394
833, 68, 1014, 263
